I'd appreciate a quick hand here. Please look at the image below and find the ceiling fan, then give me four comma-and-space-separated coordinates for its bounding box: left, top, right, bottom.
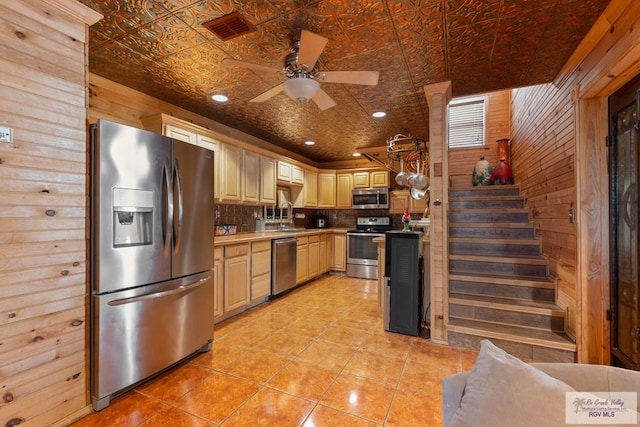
222, 30, 379, 110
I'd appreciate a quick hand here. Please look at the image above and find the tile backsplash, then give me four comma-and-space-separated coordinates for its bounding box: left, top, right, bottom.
215, 203, 407, 233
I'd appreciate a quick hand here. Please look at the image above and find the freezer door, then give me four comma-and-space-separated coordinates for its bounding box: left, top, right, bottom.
91, 270, 214, 410
91, 120, 172, 293
172, 141, 215, 277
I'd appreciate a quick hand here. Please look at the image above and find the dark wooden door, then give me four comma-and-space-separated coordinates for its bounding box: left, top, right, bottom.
610, 74, 640, 369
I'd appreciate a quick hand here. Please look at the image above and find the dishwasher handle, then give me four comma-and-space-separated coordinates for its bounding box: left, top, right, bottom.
274, 237, 297, 245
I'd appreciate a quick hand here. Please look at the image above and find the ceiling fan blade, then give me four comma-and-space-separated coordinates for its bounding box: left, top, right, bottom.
222, 57, 280, 74
322, 71, 379, 86
297, 30, 328, 71
312, 88, 337, 111
250, 83, 285, 103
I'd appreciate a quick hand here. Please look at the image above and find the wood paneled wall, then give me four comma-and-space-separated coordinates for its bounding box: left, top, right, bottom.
448, 90, 511, 188
510, 84, 578, 339
0, 1, 100, 426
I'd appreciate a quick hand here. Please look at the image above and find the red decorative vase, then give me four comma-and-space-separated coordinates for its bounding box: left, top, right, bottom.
491, 159, 513, 185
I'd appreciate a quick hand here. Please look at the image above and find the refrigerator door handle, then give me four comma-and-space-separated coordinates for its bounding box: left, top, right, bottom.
107, 275, 211, 306
163, 160, 173, 252
173, 158, 184, 252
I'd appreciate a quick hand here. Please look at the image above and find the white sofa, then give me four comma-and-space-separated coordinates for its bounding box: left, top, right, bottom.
443, 340, 640, 427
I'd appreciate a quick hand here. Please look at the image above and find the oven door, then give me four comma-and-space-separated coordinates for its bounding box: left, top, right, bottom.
347, 232, 384, 266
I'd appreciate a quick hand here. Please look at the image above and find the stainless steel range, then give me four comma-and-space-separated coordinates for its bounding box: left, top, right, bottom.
346, 216, 393, 279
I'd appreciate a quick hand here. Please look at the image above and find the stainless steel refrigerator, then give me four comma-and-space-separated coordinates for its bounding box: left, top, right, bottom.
89, 120, 215, 411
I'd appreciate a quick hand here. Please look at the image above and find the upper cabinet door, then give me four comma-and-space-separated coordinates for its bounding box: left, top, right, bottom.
318, 172, 336, 208
336, 173, 353, 208
220, 144, 242, 201
164, 125, 196, 145
370, 170, 389, 187
353, 172, 370, 188
277, 160, 292, 182
196, 134, 219, 200
260, 156, 277, 205
242, 150, 260, 203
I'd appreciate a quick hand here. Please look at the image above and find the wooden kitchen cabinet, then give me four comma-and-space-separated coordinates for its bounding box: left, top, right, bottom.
308, 234, 320, 278
302, 170, 318, 207
318, 171, 336, 208
319, 234, 328, 273
223, 243, 250, 312
242, 150, 260, 203
332, 233, 346, 271
353, 170, 389, 188
390, 190, 410, 214
213, 247, 224, 319
260, 155, 277, 205
277, 160, 304, 185
250, 240, 271, 301
296, 236, 309, 284
220, 144, 242, 202
336, 173, 353, 208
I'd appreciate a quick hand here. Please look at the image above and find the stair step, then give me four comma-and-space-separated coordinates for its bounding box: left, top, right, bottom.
450, 237, 541, 257
450, 185, 521, 198
448, 317, 576, 354
449, 254, 548, 278
450, 209, 530, 223
450, 197, 524, 209
449, 273, 556, 302
449, 222, 535, 239
449, 295, 565, 331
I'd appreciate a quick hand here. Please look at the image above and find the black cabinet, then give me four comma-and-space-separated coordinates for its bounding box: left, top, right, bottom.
385, 231, 421, 336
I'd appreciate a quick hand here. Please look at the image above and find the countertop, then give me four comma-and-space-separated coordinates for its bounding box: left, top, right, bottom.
214, 228, 350, 246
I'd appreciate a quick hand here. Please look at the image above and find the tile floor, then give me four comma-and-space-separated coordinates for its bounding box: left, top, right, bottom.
72, 275, 479, 426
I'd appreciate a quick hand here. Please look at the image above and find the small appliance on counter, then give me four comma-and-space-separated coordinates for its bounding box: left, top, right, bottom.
313, 214, 329, 228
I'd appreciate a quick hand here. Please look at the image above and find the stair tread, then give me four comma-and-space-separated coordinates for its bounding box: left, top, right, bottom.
450, 254, 547, 264
450, 222, 533, 228
449, 272, 556, 287
450, 237, 540, 245
448, 317, 576, 351
449, 294, 565, 315
450, 208, 529, 213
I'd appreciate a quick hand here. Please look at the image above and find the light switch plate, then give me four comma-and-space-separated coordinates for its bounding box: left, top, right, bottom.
0, 125, 13, 143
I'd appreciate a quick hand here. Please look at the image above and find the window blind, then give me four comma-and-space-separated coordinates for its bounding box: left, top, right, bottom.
448, 96, 485, 148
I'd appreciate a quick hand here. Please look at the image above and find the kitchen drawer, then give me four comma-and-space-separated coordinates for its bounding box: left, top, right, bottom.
308, 234, 320, 243
296, 236, 308, 246
251, 249, 270, 277
214, 247, 223, 261
252, 240, 271, 253
225, 243, 249, 258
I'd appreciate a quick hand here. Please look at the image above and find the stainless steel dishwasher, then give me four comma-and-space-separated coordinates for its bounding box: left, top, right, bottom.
271, 237, 297, 297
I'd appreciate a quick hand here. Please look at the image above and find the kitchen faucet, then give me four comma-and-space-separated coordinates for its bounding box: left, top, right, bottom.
279, 200, 294, 230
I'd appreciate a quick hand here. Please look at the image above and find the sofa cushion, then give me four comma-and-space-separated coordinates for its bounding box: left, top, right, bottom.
447, 340, 575, 427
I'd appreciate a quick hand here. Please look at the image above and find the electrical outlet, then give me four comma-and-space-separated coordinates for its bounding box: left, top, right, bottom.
0, 126, 13, 143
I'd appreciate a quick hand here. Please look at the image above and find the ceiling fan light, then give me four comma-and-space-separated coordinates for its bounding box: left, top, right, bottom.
283, 77, 320, 104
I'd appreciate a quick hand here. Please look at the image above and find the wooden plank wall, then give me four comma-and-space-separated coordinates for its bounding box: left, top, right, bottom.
0, 1, 100, 426
448, 90, 511, 188
510, 83, 578, 339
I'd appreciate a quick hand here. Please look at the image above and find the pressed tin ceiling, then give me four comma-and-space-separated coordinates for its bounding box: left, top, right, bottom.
79, 0, 610, 163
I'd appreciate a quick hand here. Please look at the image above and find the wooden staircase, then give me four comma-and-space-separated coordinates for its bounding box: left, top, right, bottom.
447, 185, 576, 362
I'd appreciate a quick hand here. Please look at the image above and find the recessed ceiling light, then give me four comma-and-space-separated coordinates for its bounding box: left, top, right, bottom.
352, 152, 361, 157
372, 111, 386, 118
304, 140, 315, 146
211, 94, 228, 103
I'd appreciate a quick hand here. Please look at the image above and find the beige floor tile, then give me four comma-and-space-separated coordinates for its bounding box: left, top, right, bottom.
173, 371, 259, 424
343, 351, 406, 385
135, 364, 213, 403
303, 404, 381, 427
256, 331, 315, 356
191, 340, 249, 370
359, 332, 413, 359
222, 387, 315, 426
320, 373, 395, 424
408, 340, 463, 370
221, 349, 291, 383
139, 404, 215, 426
296, 339, 357, 371
70, 392, 165, 427
319, 324, 372, 347
282, 318, 332, 338
267, 360, 339, 401
385, 389, 443, 427
397, 360, 458, 396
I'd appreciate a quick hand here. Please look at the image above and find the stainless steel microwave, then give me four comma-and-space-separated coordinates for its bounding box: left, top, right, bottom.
352, 188, 389, 209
